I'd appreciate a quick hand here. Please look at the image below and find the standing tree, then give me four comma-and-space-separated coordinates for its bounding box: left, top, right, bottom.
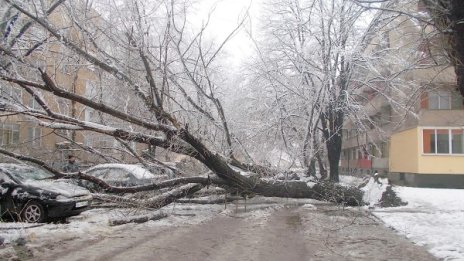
422, 0, 464, 97
249, 0, 391, 181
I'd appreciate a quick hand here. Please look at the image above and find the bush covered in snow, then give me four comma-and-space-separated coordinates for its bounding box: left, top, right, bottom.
361, 177, 407, 207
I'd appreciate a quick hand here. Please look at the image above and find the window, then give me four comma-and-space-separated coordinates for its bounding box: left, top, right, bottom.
29, 96, 43, 110
423, 129, 464, 154
452, 130, 464, 154
28, 127, 42, 146
436, 129, 449, 153
0, 85, 22, 100
427, 90, 462, 110
380, 142, 389, 157
86, 135, 116, 149
0, 124, 20, 146
349, 129, 357, 138
343, 149, 352, 160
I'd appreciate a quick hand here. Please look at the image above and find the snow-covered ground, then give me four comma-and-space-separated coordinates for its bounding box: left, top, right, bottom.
349, 175, 464, 261
2, 176, 463, 260
0, 203, 227, 248
372, 187, 464, 261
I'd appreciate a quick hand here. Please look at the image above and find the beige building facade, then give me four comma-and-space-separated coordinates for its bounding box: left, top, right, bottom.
0, 3, 148, 168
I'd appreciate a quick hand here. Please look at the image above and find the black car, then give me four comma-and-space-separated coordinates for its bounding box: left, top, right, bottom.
0, 163, 92, 223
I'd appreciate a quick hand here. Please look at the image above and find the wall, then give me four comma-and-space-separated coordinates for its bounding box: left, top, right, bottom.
389, 127, 419, 173
418, 155, 464, 175
390, 126, 464, 175
419, 110, 464, 127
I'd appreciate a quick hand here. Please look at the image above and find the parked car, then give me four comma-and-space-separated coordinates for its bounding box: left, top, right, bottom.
0, 163, 92, 223
83, 164, 168, 190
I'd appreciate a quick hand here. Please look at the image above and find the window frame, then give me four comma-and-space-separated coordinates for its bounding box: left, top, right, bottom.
0, 124, 20, 146
27, 127, 42, 146
422, 127, 464, 155
0, 84, 22, 100
427, 90, 463, 110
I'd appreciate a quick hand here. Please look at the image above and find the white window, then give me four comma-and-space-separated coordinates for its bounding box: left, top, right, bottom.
423, 129, 464, 154
85, 108, 95, 122
29, 96, 43, 110
86, 135, 116, 149
428, 90, 462, 110
0, 85, 22, 100
0, 124, 20, 146
28, 127, 42, 146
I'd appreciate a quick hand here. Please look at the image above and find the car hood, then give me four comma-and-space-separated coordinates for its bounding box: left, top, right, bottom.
22, 179, 90, 197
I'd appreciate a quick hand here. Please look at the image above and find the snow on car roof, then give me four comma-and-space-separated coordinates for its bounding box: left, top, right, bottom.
85, 164, 156, 179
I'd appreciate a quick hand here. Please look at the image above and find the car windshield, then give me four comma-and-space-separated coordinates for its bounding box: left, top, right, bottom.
7, 165, 54, 183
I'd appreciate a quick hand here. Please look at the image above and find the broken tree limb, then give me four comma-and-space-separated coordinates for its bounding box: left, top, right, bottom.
76, 174, 224, 194
92, 194, 142, 208
109, 212, 168, 226
94, 183, 204, 209
144, 183, 203, 208
176, 195, 243, 204
229, 157, 278, 177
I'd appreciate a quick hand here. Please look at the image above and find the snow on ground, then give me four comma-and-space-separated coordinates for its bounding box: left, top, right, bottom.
340, 175, 464, 260
2, 174, 463, 261
339, 175, 365, 187
0, 202, 225, 247
361, 177, 388, 207
0, 208, 128, 245
372, 187, 464, 261
0, 196, 321, 251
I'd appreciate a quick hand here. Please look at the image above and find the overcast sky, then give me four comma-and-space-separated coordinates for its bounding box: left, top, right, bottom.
191, 0, 262, 66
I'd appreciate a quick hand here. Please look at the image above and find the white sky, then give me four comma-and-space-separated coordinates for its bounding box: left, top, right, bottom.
191, 0, 262, 66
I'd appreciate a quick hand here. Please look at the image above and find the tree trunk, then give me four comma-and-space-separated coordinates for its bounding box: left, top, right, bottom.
326, 135, 341, 182
451, 0, 464, 96
253, 180, 362, 205
317, 153, 327, 180
307, 158, 316, 177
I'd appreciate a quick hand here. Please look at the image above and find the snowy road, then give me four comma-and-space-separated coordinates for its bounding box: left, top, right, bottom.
27, 201, 436, 261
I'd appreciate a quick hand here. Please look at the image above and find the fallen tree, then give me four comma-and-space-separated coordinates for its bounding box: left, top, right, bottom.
0, 0, 366, 212
0, 148, 364, 206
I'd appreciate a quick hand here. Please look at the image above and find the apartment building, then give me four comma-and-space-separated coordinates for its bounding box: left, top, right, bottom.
0, 2, 148, 167
340, 1, 464, 188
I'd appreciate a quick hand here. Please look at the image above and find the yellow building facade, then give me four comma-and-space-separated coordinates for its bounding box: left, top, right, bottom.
340, 1, 464, 188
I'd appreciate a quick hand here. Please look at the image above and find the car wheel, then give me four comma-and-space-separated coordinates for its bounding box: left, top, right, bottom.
21, 201, 46, 223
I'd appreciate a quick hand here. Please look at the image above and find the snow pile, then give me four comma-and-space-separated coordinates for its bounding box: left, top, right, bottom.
0, 208, 125, 245
361, 177, 388, 207
339, 175, 364, 187
373, 187, 464, 260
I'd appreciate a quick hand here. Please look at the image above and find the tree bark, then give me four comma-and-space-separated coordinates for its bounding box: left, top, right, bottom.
424, 0, 464, 96
450, 0, 464, 96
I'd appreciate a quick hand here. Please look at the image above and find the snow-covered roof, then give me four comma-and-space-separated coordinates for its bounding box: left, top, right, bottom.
84, 164, 156, 179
